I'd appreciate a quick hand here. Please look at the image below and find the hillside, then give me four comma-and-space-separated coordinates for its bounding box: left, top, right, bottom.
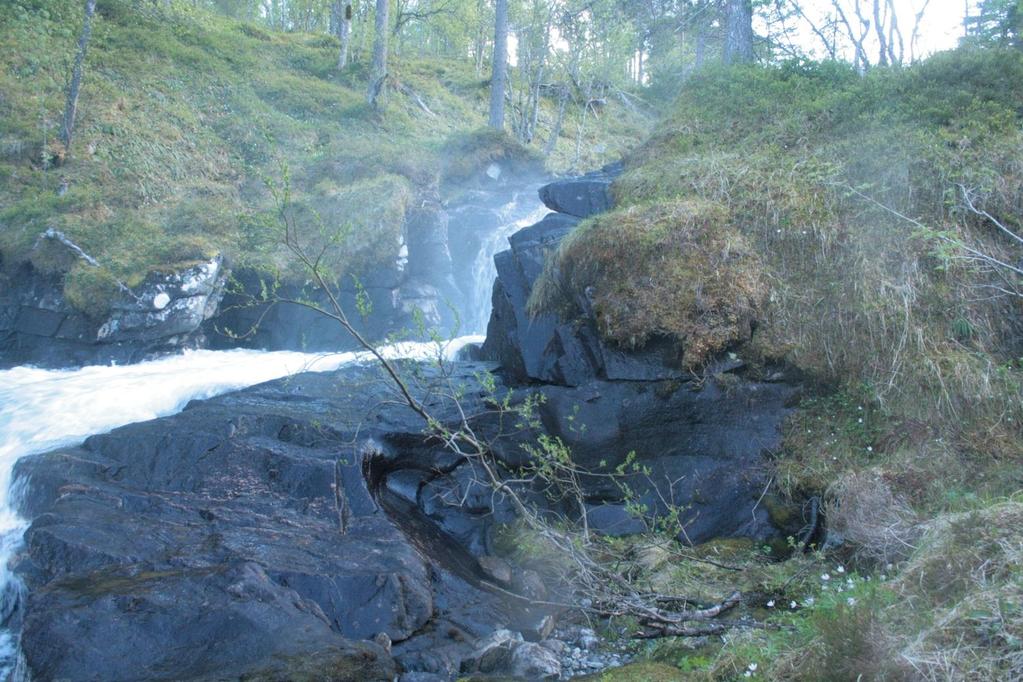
0, 0, 649, 317
531, 51, 1023, 679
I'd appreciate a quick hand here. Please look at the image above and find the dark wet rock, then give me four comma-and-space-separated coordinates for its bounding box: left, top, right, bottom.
538, 173, 614, 219
207, 267, 403, 354
207, 180, 549, 356
12, 362, 551, 682
21, 561, 396, 682
482, 171, 801, 544
478, 555, 513, 586
0, 257, 226, 368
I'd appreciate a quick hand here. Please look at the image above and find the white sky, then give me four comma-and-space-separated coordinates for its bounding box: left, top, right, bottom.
768, 1, 976, 62
510, 2, 976, 68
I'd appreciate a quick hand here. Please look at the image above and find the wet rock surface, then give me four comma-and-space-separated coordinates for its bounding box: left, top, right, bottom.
537, 166, 619, 219
8, 168, 801, 680
206, 177, 547, 355
11, 362, 553, 681
0, 257, 226, 369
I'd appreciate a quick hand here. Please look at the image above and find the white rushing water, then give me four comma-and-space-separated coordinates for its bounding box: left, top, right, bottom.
0, 336, 482, 665
468, 190, 550, 333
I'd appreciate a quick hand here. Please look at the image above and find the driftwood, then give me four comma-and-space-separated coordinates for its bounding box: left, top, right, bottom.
35, 227, 140, 302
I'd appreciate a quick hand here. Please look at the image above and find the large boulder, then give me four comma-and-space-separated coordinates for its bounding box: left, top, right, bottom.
481, 169, 800, 544
12, 362, 545, 681
537, 169, 616, 219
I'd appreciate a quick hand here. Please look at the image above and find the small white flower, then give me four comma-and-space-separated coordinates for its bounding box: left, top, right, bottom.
858, 418, 863, 423
880, 574, 887, 580
836, 566, 845, 574
858, 406, 863, 410
821, 573, 831, 581
766, 599, 775, 608
790, 600, 797, 609
803, 596, 815, 606
748, 662, 759, 672
867, 446, 873, 452
744, 672, 752, 678
847, 597, 857, 606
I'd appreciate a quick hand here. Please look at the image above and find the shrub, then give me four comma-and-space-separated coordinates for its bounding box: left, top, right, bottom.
824, 470, 921, 567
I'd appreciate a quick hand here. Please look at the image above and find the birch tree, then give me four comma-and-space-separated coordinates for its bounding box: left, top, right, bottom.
488, 0, 509, 128
60, 0, 98, 157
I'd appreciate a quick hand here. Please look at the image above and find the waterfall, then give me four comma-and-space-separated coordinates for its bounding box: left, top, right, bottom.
0, 337, 481, 671
467, 189, 549, 333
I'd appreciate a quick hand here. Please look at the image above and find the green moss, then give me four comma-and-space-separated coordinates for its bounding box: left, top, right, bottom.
531, 200, 766, 368
63, 263, 122, 319
440, 127, 544, 185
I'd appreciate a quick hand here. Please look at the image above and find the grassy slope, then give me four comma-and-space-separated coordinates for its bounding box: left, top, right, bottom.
533, 52, 1023, 679
0, 0, 648, 315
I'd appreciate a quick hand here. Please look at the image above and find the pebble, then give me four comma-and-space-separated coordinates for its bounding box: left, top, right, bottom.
548, 625, 637, 679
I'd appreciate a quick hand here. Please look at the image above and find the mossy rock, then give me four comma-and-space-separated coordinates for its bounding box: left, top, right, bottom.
531, 199, 767, 368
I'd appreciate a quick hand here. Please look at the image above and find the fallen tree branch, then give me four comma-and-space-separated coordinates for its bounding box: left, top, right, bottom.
397, 83, 437, 118
35, 227, 141, 303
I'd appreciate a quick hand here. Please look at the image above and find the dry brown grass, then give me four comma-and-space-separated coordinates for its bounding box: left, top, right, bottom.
895, 502, 1023, 680
825, 470, 922, 567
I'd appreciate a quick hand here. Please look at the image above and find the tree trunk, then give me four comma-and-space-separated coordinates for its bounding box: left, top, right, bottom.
872, 0, 889, 66
695, 21, 706, 69
543, 86, 568, 158
333, 0, 353, 70
488, 0, 508, 129
723, 0, 754, 65
637, 41, 644, 84
61, 0, 97, 155
368, 0, 389, 106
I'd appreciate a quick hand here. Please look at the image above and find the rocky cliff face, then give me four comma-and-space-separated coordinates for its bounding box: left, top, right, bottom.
483, 166, 800, 542
203, 177, 546, 355
0, 256, 226, 369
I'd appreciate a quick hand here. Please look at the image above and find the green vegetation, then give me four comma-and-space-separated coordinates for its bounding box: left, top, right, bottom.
536, 49, 1023, 490
0, 0, 648, 315
528, 49, 1023, 679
